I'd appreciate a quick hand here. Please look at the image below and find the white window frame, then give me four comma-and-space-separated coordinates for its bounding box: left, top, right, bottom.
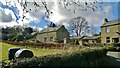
106, 27, 110, 32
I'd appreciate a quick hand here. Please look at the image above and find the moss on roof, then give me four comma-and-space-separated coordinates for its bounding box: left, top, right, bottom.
82, 36, 100, 40
70, 36, 100, 40
39, 25, 64, 33
101, 19, 120, 27
70, 36, 85, 40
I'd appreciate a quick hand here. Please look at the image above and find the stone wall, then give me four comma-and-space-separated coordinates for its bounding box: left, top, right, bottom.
101, 25, 120, 43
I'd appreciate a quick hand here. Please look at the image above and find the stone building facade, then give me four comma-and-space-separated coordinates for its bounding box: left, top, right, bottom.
101, 19, 120, 43
36, 25, 69, 42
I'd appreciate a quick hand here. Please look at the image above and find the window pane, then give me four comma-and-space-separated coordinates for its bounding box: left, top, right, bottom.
106, 37, 110, 43
106, 27, 110, 32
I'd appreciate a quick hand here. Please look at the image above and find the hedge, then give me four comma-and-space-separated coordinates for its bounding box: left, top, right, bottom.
103, 45, 120, 52
0, 40, 64, 48
2, 48, 107, 67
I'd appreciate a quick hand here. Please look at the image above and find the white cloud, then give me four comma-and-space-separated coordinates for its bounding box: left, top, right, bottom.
44, 26, 48, 28
32, 26, 43, 32
11, 1, 54, 24
0, 8, 19, 27
0, 21, 19, 27
0, 9, 16, 22
0, 0, 6, 5
0, 0, 113, 29
48, 1, 112, 27
85, 5, 112, 26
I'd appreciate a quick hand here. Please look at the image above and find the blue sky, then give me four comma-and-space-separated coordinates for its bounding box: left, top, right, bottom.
105, 2, 119, 20
0, 0, 120, 35
96, 2, 120, 34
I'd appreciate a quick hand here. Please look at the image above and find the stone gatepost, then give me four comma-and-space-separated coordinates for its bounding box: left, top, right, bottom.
119, 37, 120, 43
64, 38, 69, 44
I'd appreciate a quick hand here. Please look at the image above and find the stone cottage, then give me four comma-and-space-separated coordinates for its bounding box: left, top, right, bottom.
70, 36, 100, 45
36, 25, 69, 42
70, 36, 84, 45
101, 19, 120, 43
82, 36, 101, 45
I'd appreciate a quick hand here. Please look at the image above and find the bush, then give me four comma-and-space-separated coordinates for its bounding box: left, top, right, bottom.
103, 45, 120, 52
113, 43, 120, 47
3, 48, 107, 67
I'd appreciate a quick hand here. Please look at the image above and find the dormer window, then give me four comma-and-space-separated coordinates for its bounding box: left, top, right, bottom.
106, 27, 110, 32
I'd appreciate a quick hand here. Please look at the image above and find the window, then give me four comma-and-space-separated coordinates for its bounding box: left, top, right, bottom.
44, 37, 47, 41
112, 38, 119, 43
106, 27, 110, 32
50, 37, 53, 41
106, 37, 110, 43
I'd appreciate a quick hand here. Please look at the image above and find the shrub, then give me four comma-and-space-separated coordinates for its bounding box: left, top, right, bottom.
3, 48, 107, 67
103, 45, 120, 52
113, 43, 120, 47
103, 45, 116, 51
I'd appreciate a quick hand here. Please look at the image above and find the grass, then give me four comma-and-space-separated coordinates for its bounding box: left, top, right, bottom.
0, 42, 106, 61
0, 42, 63, 60
1, 42, 120, 67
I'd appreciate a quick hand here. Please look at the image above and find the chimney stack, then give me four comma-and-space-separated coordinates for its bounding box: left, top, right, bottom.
104, 18, 109, 22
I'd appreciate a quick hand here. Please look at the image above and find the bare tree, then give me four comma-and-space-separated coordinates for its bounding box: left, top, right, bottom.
90, 25, 97, 36
69, 17, 90, 36
58, 0, 102, 12
4, 0, 103, 22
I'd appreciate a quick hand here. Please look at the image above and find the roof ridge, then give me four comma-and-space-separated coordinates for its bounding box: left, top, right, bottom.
40, 25, 64, 33
102, 19, 120, 27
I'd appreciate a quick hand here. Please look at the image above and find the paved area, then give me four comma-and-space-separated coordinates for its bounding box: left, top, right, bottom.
107, 51, 120, 62
107, 51, 120, 66
107, 51, 120, 58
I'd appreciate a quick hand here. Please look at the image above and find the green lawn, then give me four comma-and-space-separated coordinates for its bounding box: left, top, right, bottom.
1, 42, 120, 67
0, 42, 63, 60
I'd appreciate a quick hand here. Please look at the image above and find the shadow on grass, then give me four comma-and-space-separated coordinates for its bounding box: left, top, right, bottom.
106, 56, 120, 67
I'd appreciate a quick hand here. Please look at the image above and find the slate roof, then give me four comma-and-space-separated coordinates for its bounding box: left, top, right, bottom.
101, 19, 120, 27
40, 25, 64, 33
70, 36, 100, 40
70, 36, 85, 40
82, 36, 100, 40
